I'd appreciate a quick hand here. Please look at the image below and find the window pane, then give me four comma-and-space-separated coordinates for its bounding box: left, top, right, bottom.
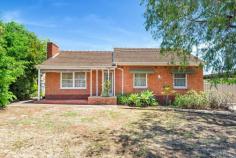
174, 79, 186, 87
62, 73, 73, 80
62, 80, 73, 87
74, 72, 86, 88
74, 72, 85, 80
134, 74, 146, 87
75, 80, 86, 88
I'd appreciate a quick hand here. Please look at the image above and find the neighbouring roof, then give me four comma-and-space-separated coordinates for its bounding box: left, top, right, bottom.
38, 51, 113, 69
114, 48, 201, 66
37, 48, 202, 70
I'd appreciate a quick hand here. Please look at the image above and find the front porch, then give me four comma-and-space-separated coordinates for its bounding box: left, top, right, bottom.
37, 66, 123, 104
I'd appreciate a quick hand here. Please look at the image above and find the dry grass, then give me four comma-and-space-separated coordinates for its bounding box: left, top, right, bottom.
0, 103, 235, 158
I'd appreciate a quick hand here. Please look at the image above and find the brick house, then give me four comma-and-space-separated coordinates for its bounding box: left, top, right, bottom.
36, 42, 203, 105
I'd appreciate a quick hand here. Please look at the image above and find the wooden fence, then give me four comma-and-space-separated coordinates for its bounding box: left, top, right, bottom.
204, 82, 236, 103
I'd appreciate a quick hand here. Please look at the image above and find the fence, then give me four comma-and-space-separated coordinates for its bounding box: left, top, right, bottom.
204, 82, 236, 103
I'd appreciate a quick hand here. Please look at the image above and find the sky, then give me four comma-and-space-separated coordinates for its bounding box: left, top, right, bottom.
0, 0, 161, 50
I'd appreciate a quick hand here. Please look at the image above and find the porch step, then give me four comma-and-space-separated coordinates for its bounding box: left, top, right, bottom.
36, 99, 88, 105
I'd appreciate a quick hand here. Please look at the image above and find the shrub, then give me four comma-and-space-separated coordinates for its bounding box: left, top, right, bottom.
128, 93, 142, 107
139, 90, 158, 106
173, 90, 209, 109
117, 94, 130, 105
117, 90, 158, 107
208, 91, 234, 110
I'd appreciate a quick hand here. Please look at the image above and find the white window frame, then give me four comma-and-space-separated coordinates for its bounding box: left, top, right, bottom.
133, 73, 148, 88
173, 73, 187, 89
60, 72, 87, 89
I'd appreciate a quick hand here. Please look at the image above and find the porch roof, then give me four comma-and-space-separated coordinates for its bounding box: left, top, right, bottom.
37, 51, 113, 69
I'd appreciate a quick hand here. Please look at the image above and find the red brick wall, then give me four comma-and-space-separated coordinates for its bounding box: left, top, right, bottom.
45, 66, 203, 99
47, 42, 59, 58
115, 66, 203, 95
45, 71, 103, 99
88, 96, 117, 105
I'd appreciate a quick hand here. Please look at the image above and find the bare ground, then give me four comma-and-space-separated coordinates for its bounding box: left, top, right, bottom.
0, 103, 235, 158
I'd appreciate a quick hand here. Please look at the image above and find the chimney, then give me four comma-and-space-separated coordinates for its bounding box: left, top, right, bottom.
47, 42, 59, 58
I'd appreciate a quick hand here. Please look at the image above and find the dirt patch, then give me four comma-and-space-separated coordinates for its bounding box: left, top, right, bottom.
0, 103, 235, 158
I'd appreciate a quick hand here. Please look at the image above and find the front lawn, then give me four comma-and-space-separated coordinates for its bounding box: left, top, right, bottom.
0, 103, 235, 158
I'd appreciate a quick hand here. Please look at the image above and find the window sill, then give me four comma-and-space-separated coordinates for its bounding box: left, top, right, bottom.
60, 87, 87, 90
133, 86, 148, 89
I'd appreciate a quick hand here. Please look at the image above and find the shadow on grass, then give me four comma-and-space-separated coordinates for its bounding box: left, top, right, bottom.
113, 110, 236, 158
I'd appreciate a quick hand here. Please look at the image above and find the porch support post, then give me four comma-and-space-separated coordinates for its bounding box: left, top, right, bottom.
121, 69, 124, 95
37, 69, 41, 101
114, 69, 116, 96
102, 69, 104, 94
108, 69, 110, 80
96, 69, 98, 96
90, 69, 92, 96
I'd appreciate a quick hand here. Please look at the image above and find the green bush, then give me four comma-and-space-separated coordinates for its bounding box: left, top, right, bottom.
128, 93, 142, 106
117, 94, 130, 105
117, 90, 158, 107
173, 90, 209, 109
139, 90, 158, 106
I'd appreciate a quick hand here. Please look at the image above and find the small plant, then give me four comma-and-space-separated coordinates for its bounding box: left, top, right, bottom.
117, 94, 130, 105
128, 93, 142, 106
118, 90, 158, 107
161, 84, 175, 105
101, 80, 111, 97
173, 90, 209, 109
139, 90, 158, 106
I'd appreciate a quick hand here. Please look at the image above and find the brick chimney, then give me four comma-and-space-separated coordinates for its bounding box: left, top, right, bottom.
47, 42, 59, 59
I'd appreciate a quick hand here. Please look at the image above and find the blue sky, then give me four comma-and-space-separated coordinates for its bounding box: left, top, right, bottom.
0, 0, 160, 50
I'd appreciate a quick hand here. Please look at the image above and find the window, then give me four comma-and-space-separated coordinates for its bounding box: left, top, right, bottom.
61, 72, 86, 89
74, 72, 86, 88
133, 73, 147, 88
61, 73, 73, 88
173, 74, 187, 89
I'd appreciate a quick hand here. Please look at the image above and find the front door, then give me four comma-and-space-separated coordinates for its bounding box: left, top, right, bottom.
104, 71, 113, 96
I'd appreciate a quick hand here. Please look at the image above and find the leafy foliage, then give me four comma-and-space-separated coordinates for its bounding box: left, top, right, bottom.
117, 94, 130, 105
141, 0, 236, 81
0, 22, 24, 107
117, 90, 158, 107
1, 22, 46, 101
161, 84, 175, 105
174, 90, 209, 109
101, 80, 112, 97
0, 21, 46, 107
174, 90, 234, 110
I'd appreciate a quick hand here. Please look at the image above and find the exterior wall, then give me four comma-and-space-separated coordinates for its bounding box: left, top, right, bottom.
45, 71, 103, 99
44, 66, 203, 100
114, 66, 203, 95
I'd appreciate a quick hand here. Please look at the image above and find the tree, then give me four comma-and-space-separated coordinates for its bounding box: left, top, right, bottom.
0, 21, 46, 107
0, 22, 23, 107
1, 22, 46, 100
141, 0, 236, 81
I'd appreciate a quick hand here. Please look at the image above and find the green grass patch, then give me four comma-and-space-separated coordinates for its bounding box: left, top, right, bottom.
63, 111, 78, 117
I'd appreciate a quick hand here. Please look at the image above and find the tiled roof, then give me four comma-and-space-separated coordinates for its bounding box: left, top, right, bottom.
114, 48, 201, 65
38, 48, 202, 69
39, 51, 113, 69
